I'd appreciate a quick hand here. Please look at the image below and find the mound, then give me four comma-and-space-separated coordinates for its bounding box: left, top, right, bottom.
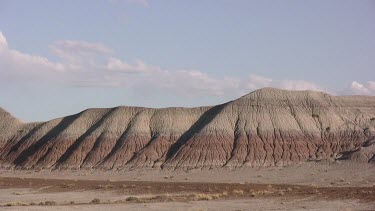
0, 107, 23, 149
0, 88, 374, 170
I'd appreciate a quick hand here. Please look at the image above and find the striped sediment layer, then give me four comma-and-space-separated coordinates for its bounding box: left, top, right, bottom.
0, 88, 374, 170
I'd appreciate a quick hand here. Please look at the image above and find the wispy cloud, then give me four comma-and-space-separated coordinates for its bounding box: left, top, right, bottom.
0, 31, 373, 97
0, 32, 8, 48
0, 32, 65, 82
347, 81, 375, 95
108, 0, 150, 7
49, 40, 113, 67
106, 57, 156, 73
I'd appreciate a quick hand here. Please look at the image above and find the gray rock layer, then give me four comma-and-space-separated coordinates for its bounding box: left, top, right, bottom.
1, 88, 375, 170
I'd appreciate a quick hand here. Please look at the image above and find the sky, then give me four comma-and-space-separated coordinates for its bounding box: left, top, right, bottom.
0, 0, 374, 122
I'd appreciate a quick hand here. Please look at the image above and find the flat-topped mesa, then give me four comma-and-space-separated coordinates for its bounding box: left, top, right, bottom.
237, 87, 375, 107
0, 88, 374, 170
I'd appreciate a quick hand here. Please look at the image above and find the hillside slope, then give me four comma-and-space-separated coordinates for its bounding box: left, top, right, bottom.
1, 88, 374, 170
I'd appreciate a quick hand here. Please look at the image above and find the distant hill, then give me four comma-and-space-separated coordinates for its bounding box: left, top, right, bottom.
1, 88, 374, 170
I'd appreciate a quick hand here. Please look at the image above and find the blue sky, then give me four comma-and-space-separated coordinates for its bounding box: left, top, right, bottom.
0, 0, 374, 122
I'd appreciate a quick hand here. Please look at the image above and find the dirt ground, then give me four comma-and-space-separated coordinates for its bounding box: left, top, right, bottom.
0, 162, 374, 210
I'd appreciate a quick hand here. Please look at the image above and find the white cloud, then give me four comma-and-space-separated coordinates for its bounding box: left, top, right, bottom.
49, 40, 113, 67
369, 81, 375, 90
349, 81, 375, 95
1, 31, 372, 98
106, 57, 156, 73
0, 32, 65, 82
276, 80, 323, 92
0, 32, 8, 48
245, 75, 272, 89
163, 70, 238, 96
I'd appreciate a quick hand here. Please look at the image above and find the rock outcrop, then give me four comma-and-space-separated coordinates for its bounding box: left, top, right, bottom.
1, 88, 374, 170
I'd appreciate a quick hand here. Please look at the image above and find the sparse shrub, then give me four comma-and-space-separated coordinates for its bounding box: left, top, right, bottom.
91, 198, 101, 204
96, 185, 104, 189
114, 200, 123, 204
193, 193, 213, 200
96, 184, 112, 189
29, 202, 36, 206
102, 200, 111, 204
44, 201, 57, 206
105, 184, 113, 189
12, 192, 21, 195
189, 192, 226, 200
61, 183, 74, 188
361, 190, 373, 194
211, 193, 225, 199
232, 189, 245, 195
150, 195, 167, 201
126, 196, 140, 202
5, 202, 24, 206
308, 189, 319, 194
38, 201, 57, 206
249, 190, 273, 197
166, 197, 175, 202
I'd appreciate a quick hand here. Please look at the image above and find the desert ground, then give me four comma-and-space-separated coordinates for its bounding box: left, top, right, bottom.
0, 162, 374, 211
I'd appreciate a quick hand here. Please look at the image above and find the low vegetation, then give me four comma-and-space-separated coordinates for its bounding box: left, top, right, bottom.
232, 189, 245, 195
5, 202, 26, 206
39, 201, 57, 206
126, 196, 141, 202
91, 198, 101, 204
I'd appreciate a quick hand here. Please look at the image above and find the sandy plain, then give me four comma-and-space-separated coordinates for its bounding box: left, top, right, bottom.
0, 161, 374, 210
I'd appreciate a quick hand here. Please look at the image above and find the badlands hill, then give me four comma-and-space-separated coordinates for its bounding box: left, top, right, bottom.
0, 88, 374, 170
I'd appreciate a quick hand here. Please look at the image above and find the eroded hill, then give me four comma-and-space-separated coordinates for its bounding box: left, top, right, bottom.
1, 88, 374, 170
